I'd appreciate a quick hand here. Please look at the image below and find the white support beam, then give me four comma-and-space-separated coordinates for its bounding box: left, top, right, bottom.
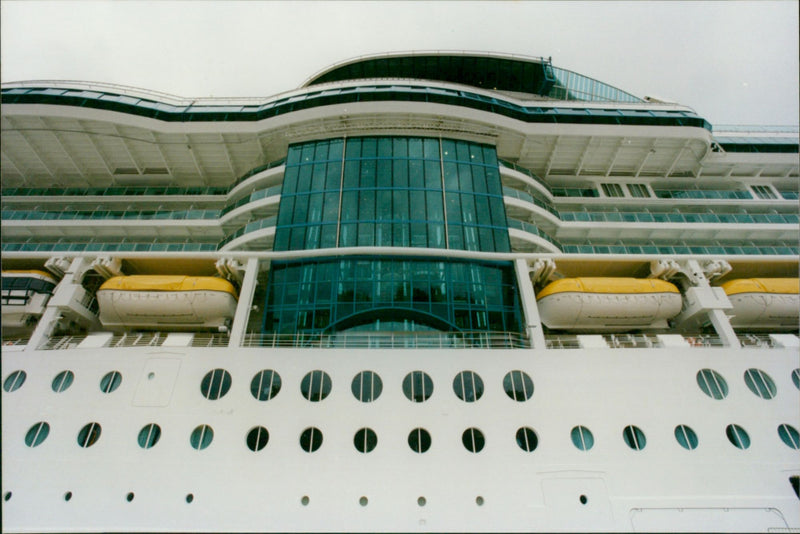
186, 134, 208, 184
148, 131, 172, 171
219, 133, 237, 177
634, 140, 657, 178
664, 140, 690, 178
574, 136, 594, 176
48, 127, 88, 180
14, 128, 56, 179
228, 257, 260, 348
79, 121, 115, 175
111, 124, 141, 172
604, 138, 625, 177
543, 136, 560, 178
514, 258, 546, 350
1, 148, 26, 179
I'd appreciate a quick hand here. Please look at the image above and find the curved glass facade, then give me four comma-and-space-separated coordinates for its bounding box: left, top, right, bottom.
274, 137, 510, 252
262, 257, 523, 334
264, 136, 521, 336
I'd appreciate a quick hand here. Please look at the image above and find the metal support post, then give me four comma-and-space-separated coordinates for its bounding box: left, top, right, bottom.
514, 258, 546, 349
228, 258, 260, 348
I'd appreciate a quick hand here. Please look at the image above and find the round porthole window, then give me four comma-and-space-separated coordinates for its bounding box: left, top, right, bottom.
100, 371, 122, 394
354, 427, 378, 453
25, 422, 50, 447
250, 370, 281, 401
453, 371, 484, 402
503, 370, 533, 401
674, 424, 699, 450
301, 371, 332, 402
792, 368, 799, 390
777, 424, 800, 449
570, 425, 594, 451
743, 368, 777, 399
622, 425, 646, 451
300, 427, 323, 452
516, 427, 538, 452
3, 370, 27, 392
462, 428, 485, 453
246, 426, 269, 452
52, 370, 75, 393
726, 424, 750, 449
200, 369, 231, 400
77, 422, 102, 448
403, 371, 433, 402
408, 428, 431, 453
189, 424, 214, 450
352, 371, 383, 402
137, 423, 161, 449
696, 369, 728, 400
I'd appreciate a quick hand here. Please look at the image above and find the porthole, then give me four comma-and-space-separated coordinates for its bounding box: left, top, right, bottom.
52, 370, 74, 393
516, 426, 538, 452
696, 369, 728, 400
351, 370, 383, 402
674, 424, 699, 450
246, 426, 269, 452
503, 370, 534, 401
200, 369, 231, 400
359, 496, 368, 507
300, 427, 323, 452
25, 422, 50, 447
408, 428, 431, 453
453, 370, 484, 402
126, 492, 134, 502
622, 425, 646, 451
3, 370, 26, 392
77, 422, 102, 448
301, 370, 332, 402
189, 424, 214, 450
301, 495, 310, 506
250, 370, 281, 401
791, 476, 800, 500
792, 368, 799, 390
743, 368, 777, 399
462, 428, 485, 453
417, 496, 427, 507
354, 427, 377, 453
137, 423, 161, 449
100, 371, 122, 394
570, 425, 594, 451
185, 494, 194, 503
778, 424, 800, 449
579, 494, 588, 505
402, 371, 433, 402
4, 492, 11, 501
726, 424, 750, 449
475, 496, 484, 506
64, 491, 73, 502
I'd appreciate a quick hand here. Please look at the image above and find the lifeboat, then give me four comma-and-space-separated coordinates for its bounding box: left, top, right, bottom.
97, 275, 238, 331
720, 278, 799, 330
536, 277, 682, 332
1, 270, 59, 329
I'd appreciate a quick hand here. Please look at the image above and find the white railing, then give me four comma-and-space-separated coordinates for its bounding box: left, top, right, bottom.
242, 331, 529, 349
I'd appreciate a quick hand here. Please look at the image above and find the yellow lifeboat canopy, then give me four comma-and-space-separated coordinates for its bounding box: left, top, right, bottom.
719, 278, 799, 330
97, 275, 238, 331
536, 277, 682, 332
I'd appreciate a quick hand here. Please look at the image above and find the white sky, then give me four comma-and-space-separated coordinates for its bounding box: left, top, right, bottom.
1, 1, 798, 127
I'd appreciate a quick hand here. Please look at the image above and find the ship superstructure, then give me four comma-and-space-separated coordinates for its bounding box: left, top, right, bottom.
1, 52, 799, 532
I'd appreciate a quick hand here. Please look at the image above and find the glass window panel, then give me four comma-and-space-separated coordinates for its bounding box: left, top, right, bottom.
343, 161, 360, 188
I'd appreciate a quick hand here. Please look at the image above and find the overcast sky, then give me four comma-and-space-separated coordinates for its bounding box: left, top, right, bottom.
1, 1, 797, 127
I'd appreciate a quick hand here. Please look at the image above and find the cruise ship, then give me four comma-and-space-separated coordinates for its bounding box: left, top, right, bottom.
2, 51, 799, 532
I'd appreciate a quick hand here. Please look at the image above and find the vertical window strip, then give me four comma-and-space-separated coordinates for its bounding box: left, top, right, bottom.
335, 136, 347, 247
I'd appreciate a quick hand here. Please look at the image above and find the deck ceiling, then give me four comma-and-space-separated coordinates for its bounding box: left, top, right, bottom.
2, 106, 793, 191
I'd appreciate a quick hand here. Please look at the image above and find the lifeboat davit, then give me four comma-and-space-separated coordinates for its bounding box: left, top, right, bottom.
720, 278, 799, 330
97, 276, 238, 331
536, 277, 682, 332
1, 270, 58, 330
